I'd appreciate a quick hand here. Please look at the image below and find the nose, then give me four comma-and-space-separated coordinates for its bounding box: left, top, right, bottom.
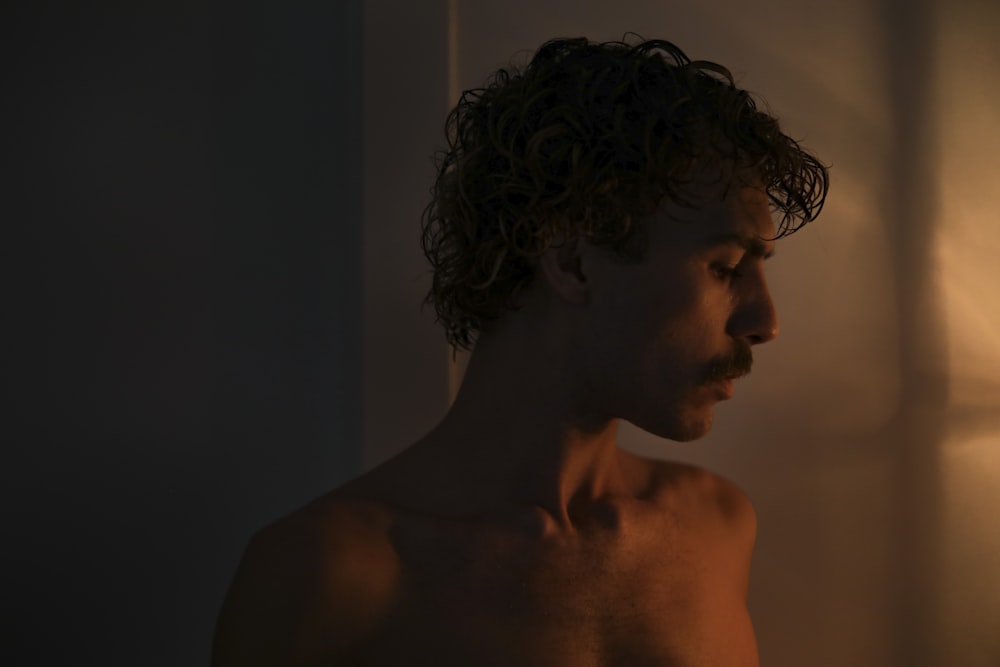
727, 274, 779, 345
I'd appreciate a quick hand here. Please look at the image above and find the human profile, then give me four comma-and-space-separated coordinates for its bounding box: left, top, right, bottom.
212, 34, 828, 666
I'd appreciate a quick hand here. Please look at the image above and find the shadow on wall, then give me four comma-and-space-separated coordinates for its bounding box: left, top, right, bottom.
5, 4, 364, 666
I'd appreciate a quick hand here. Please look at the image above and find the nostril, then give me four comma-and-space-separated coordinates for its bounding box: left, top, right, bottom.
746, 322, 778, 346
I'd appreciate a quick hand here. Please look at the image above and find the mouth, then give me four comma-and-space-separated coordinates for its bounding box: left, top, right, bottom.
705, 343, 754, 390
716, 378, 735, 399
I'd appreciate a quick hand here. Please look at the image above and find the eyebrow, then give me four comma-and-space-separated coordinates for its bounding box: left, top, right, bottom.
704, 233, 777, 259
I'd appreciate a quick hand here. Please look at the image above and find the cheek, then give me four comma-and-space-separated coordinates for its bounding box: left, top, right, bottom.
646, 286, 733, 368
593, 261, 728, 361
647, 276, 715, 339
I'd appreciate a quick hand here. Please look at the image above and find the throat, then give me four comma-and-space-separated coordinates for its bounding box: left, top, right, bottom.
528, 448, 650, 533
512, 492, 644, 546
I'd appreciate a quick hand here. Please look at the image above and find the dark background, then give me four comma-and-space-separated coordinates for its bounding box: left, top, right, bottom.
4, 3, 363, 664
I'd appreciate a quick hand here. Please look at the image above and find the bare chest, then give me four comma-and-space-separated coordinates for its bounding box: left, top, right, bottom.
353, 511, 757, 667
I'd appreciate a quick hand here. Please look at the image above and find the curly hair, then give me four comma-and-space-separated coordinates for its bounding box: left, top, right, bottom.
421, 35, 829, 351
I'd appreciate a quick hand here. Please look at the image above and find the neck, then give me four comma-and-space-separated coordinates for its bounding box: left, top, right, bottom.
400, 325, 634, 528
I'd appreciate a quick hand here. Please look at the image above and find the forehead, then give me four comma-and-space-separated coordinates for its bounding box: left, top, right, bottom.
651, 182, 777, 249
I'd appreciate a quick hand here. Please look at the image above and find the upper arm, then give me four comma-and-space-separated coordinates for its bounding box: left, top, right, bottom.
211, 526, 311, 667
709, 472, 758, 546
211, 506, 397, 667
695, 470, 758, 596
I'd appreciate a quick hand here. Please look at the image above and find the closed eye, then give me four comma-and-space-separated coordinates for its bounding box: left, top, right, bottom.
711, 263, 743, 281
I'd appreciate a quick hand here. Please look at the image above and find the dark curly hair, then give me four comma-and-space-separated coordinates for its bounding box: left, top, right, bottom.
421, 35, 829, 351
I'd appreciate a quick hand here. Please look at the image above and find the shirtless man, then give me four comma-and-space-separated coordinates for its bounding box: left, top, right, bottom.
212, 36, 828, 666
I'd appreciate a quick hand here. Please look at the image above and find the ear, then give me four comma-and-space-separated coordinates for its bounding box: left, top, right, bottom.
537, 236, 592, 306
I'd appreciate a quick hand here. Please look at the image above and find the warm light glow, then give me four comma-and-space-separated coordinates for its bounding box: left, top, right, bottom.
936, 4, 1000, 660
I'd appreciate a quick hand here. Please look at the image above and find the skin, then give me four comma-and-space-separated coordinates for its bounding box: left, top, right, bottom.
212, 179, 779, 666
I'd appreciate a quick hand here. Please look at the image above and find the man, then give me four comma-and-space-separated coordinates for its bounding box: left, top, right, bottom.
212, 36, 828, 666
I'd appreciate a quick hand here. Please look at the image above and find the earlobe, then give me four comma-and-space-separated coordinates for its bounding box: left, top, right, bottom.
538, 238, 591, 306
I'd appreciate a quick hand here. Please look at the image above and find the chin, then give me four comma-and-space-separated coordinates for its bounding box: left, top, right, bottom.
668, 422, 713, 443
632, 410, 715, 443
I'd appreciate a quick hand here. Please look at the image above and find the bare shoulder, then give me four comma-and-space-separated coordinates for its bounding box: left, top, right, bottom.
632, 456, 758, 604
211, 496, 400, 667
640, 457, 757, 543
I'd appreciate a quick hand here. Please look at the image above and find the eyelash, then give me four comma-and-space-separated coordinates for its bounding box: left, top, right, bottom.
711, 263, 743, 281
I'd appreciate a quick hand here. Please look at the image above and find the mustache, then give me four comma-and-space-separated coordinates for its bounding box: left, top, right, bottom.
704, 341, 754, 383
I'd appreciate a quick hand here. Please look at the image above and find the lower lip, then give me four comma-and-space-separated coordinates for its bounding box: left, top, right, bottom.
717, 379, 734, 399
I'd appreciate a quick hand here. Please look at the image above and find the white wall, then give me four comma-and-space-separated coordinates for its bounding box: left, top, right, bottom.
361, 1, 999, 665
